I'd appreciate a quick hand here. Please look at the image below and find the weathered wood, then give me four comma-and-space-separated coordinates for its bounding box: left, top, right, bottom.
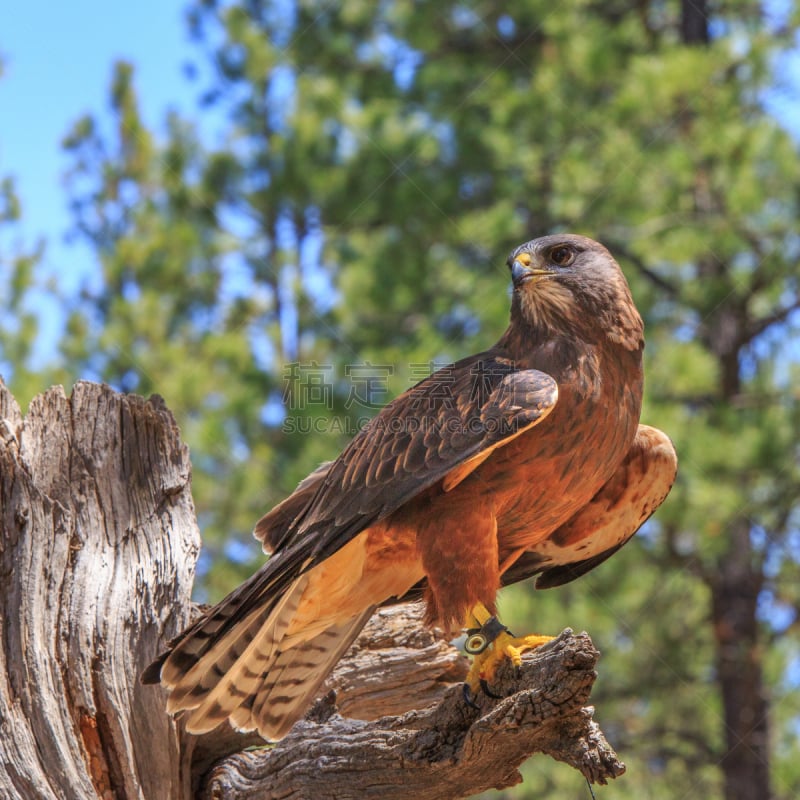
0, 380, 200, 800
0, 380, 625, 799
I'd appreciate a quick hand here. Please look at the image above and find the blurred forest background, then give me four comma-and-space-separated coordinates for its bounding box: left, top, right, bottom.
1, 1, 799, 798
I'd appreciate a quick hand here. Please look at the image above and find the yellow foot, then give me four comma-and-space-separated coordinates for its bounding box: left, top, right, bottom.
463, 603, 554, 696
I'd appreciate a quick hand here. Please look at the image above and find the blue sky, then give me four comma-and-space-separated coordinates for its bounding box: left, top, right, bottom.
3, 1, 800, 270
0, 1, 195, 280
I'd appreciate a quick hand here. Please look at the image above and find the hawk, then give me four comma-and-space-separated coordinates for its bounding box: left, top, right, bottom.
143, 234, 677, 739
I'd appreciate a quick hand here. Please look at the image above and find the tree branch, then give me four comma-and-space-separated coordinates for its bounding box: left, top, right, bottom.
745, 297, 800, 342
603, 239, 681, 297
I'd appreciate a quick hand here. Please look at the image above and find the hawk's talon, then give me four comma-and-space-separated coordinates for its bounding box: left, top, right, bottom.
462, 682, 480, 709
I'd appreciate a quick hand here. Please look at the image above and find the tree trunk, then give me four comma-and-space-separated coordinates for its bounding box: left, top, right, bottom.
710, 517, 771, 800
0, 380, 200, 799
681, 0, 710, 45
0, 379, 624, 799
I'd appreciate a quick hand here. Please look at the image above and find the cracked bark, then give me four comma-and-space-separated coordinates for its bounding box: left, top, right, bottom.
0, 380, 624, 799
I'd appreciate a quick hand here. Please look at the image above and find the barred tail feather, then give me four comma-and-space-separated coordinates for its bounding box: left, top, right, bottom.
233, 606, 376, 739
143, 522, 415, 739
162, 574, 309, 725
149, 568, 375, 739
143, 546, 310, 689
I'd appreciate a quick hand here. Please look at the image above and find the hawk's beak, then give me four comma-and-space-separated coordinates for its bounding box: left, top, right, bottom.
511, 259, 535, 288
511, 255, 551, 289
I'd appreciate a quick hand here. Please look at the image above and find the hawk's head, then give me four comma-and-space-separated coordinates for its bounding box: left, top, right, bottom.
507, 234, 644, 351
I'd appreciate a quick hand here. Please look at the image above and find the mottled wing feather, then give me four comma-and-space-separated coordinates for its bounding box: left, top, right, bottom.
531, 542, 627, 589
253, 462, 332, 554
271, 351, 559, 567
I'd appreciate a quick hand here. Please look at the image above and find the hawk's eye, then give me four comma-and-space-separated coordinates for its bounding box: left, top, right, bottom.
549, 245, 575, 267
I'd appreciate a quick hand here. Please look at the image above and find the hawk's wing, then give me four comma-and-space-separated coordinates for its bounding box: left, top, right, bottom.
268, 350, 558, 566
254, 461, 331, 555
144, 351, 558, 697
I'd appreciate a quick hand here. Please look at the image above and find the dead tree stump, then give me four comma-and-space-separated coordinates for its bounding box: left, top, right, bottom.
0, 380, 624, 799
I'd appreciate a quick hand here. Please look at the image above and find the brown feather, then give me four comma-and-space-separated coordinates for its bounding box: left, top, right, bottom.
241, 608, 375, 738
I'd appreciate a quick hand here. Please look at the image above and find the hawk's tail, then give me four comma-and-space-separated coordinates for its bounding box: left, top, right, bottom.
143, 521, 423, 739
143, 569, 374, 739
